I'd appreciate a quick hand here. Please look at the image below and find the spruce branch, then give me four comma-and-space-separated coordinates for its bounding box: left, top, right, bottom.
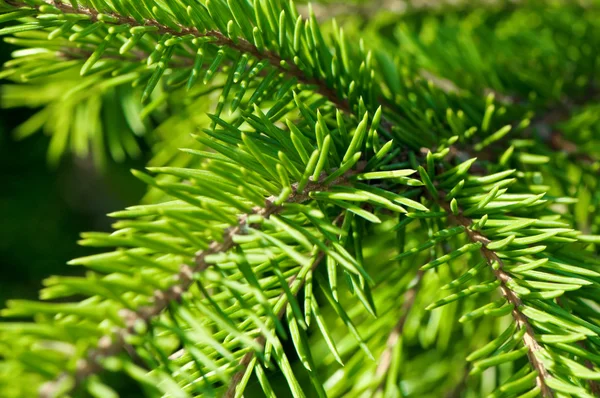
39, 163, 365, 397
409, 76, 600, 396
443, 92, 599, 172
2, 2, 600, 397
402, 68, 594, 398
438, 199, 553, 397
224, 336, 265, 398
17, 0, 591, 174
418, 66, 600, 170
390, 65, 590, 392
226, 243, 334, 397
5, 0, 353, 115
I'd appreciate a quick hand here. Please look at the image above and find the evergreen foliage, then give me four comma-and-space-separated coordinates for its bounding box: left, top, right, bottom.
1, 0, 600, 397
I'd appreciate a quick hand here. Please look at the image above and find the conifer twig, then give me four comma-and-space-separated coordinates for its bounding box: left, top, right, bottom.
226, 211, 346, 397
225, 336, 266, 398
438, 200, 554, 398
418, 70, 599, 397
39, 165, 364, 397
225, 249, 329, 397
419, 67, 599, 168
5, 0, 353, 115
5, 0, 404, 135
7, 4, 591, 397
443, 97, 598, 171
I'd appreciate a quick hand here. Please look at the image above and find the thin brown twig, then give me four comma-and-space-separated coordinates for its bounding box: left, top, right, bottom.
6, 0, 352, 115
438, 200, 554, 398
224, 336, 266, 398
39, 164, 364, 397
385, 70, 598, 174
444, 96, 599, 171
225, 212, 344, 397
528, 86, 600, 165
417, 65, 600, 169
548, 130, 597, 165
224, 251, 327, 397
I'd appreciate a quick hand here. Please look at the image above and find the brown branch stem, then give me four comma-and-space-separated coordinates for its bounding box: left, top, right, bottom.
224, 248, 330, 397
438, 200, 554, 398
418, 65, 600, 169
226, 212, 345, 397
39, 164, 364, 397
6, 0, 352, 115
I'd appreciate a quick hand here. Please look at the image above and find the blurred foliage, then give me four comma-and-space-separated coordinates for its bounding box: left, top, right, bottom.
0, 40, 145, 305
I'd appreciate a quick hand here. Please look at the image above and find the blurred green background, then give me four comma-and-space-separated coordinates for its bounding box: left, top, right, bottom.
0, 41, 146, 306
